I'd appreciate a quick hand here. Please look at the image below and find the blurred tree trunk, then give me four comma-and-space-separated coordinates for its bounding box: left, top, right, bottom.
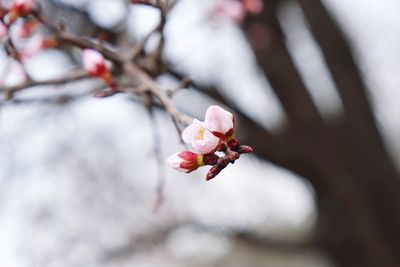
237, 1, 400, 266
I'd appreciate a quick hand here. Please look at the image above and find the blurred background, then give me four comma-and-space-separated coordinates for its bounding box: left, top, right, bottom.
1, 0, 400, 266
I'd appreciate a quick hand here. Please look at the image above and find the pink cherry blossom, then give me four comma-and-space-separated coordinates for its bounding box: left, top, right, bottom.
182, 119, 220, 154
166, 105, 252, 179
82, 49, 110, 79
213, 0, 246, 23
166, 151, 204, 173
204, 105, 234, 139
82, 49, 117, 96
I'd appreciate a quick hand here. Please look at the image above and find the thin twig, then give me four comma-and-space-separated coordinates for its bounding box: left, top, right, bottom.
55, 32, 122, 62
0, 69, 91, 95
148, 108, 166, 211
123, 62, 193, 126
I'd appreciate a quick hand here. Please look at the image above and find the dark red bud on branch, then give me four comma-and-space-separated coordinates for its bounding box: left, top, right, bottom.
237, 145, 253, 154
206, 166, 219, 181
228, 151, 240, 161
227, 138, 240, 151
203, 154, 219, 165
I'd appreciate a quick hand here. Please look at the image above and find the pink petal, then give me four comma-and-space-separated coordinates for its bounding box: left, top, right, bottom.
181, 119, 203, 144
82, 49, 105, 75
192, 130, 220, 154
204, 105, 234, 135
166, 152, 186, 172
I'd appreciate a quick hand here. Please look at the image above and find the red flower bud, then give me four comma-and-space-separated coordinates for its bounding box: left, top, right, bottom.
237, 145, 253, 154
8, 0, 35, 24
203, 153, 219, 165
82, 49, 117, 94
166, 151, 205, 173
227, 138, 240, 151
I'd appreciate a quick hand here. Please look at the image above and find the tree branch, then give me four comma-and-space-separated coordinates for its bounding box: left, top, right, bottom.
242, 0, 324, 130
0, 69, 91, 95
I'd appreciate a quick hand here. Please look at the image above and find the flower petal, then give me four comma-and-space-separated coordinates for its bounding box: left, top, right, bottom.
204, 105, 234, 135
166, 152, 186, 172
181, 119, 203, 144
82, 49, 106, 75
192, 130, 220, 154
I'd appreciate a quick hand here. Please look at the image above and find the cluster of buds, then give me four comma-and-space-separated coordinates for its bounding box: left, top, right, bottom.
167, 105, 253, 181
211, 0, 263, 23
0, 0, 59, 59
0, 0, 35, 40
82, 49, 117, 97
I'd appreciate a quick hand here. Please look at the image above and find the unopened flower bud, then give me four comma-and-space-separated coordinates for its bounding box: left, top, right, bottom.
166, 151, 206, 173
227, 138, 240, 151
228, 151, 240, 161
203, 153, 219, 165
82, 49, 117, 94
82, 49, 108, 78
206, 156, 232, 181
206, 165, 219, 181
204, 105, 235, 142
237, 145, 253, 154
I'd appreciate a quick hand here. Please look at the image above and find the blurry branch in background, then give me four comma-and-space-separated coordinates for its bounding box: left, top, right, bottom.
146, 97, 167, 211
0, 69, 89, 98
102, 220, 316, 262
245, 1, 324, 130
0, 0, 193, 126
0, 0, 193, 206
240, 1, 400, 267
